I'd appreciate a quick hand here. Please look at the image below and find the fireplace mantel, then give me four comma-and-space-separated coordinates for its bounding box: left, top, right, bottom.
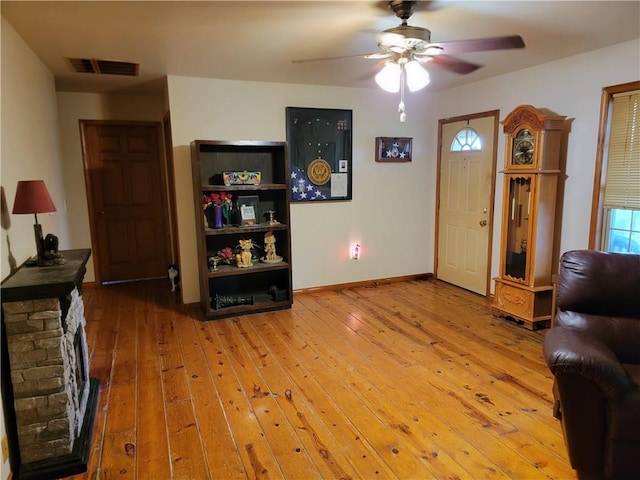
1, 248, 99, 480
1, 249, 91, 301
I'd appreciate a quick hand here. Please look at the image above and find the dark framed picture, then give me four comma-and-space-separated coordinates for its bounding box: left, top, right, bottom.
286, 107, 352, 202
376, 137, 412, 162
237, 195, 259, 226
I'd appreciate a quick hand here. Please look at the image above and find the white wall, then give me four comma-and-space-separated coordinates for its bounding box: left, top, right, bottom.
167, 76, 435, 303
167, 39, 640, 305
4, 11, 638, 308
1, 18, 69, 281
0, 17, 70, 480
431, 39, 640, 281
1, 20, 165, 477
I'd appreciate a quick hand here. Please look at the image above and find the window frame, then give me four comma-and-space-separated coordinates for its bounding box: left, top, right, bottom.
588, 80, 640, 250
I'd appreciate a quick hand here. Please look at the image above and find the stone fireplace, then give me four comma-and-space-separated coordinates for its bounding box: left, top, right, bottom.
1, 249, 98, 480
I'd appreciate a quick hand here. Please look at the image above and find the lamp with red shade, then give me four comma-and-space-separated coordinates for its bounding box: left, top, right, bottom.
12, 180, 60, 266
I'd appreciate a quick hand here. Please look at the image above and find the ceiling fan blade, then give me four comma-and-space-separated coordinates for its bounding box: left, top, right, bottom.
292, 53, 380, 64
363, 52, 394, 60
358, 68, 379, 82
430, 35, 525, 54
425, 54, 482, 75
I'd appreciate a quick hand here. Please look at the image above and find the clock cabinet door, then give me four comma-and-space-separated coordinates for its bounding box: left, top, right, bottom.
503, 175, 532, 282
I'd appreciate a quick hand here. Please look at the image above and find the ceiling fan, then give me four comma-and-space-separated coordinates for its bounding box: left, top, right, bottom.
293, 0, 525, 121
294, 0, 525, 76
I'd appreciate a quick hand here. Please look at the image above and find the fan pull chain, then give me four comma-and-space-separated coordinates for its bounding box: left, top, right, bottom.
399, 65, 407, 123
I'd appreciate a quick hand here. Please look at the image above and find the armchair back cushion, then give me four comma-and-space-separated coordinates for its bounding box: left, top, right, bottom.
556, 250, 640, 317
555, 250, 640, 363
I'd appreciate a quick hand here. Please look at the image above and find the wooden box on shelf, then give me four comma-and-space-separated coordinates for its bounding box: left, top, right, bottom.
191, 140, 293, 320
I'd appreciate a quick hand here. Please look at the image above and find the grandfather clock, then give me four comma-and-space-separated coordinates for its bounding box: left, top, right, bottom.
491, 105, 566, 330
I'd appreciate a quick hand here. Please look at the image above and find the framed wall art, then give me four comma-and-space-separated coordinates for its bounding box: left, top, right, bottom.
286, 107, 352, 202
376, 137, 412, 162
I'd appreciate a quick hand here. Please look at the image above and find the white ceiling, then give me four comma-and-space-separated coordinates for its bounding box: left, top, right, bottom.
2, 1, 639, 95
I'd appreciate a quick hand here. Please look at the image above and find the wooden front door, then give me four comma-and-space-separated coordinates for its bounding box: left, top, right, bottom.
81, 121, 169, 284
436, 112, 497, 295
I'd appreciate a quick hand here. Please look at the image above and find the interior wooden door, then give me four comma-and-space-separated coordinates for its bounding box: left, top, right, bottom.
436, 113, 497, 295
81, 121, 169, 284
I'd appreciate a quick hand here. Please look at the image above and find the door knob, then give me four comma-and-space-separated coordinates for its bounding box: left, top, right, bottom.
479, 220, 487, 227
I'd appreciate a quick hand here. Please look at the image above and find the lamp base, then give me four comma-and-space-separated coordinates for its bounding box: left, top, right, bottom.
34, 223, 45, 266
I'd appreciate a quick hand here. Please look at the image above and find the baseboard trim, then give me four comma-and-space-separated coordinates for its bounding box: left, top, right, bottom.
293, 273, 434, 295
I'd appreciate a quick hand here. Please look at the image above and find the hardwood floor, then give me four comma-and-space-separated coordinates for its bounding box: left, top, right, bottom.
69, 278, 574, 480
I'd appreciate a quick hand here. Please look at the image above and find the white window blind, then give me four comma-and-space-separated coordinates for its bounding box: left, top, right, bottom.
603, 90, 640, 209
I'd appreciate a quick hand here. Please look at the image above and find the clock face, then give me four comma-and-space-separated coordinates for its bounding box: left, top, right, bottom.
512, 129, 535, 165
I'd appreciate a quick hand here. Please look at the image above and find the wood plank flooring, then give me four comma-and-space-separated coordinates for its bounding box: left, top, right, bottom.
69, 278, 574, 480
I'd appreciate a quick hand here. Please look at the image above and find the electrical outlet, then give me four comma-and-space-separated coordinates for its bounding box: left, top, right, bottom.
1, 435, 8, 463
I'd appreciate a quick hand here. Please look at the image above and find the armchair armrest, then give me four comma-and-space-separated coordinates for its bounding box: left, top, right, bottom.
543, 326, 634, 400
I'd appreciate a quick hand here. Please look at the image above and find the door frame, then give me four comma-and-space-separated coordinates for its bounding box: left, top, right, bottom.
162, 111, 181, 269
434, 110, 499, 297
79, 119, 172, 285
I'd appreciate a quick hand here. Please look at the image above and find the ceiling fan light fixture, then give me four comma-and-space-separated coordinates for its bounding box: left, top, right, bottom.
405, 60, 430, 91
375, 61, 402, 92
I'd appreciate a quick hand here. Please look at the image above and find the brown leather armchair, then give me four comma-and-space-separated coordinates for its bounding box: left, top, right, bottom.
543, 250, 640, 479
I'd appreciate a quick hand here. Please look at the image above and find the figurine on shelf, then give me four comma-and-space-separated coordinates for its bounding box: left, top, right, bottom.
208, 256, 220, 272
236, 238, 255, 268
42, 233, 66, 265
266, 210, 279, 225
261, 231, 283, 264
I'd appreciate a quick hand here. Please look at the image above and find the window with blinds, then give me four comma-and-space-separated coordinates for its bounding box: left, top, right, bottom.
601, 89, 640, 253
603, 91, 640, 209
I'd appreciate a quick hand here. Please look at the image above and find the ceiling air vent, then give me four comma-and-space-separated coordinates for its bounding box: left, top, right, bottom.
68, 58, 139, 76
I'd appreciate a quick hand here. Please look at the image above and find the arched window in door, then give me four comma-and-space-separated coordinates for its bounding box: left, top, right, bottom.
450, 127, 482, 151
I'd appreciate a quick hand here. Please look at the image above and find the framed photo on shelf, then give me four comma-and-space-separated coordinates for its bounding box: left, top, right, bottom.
286, 107, 352, 202
240, 205, 256, 225
376, 137, 412, 162
237, 195, 259, 226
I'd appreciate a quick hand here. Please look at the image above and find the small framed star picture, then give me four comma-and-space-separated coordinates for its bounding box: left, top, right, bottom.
376, 137, 412, 163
